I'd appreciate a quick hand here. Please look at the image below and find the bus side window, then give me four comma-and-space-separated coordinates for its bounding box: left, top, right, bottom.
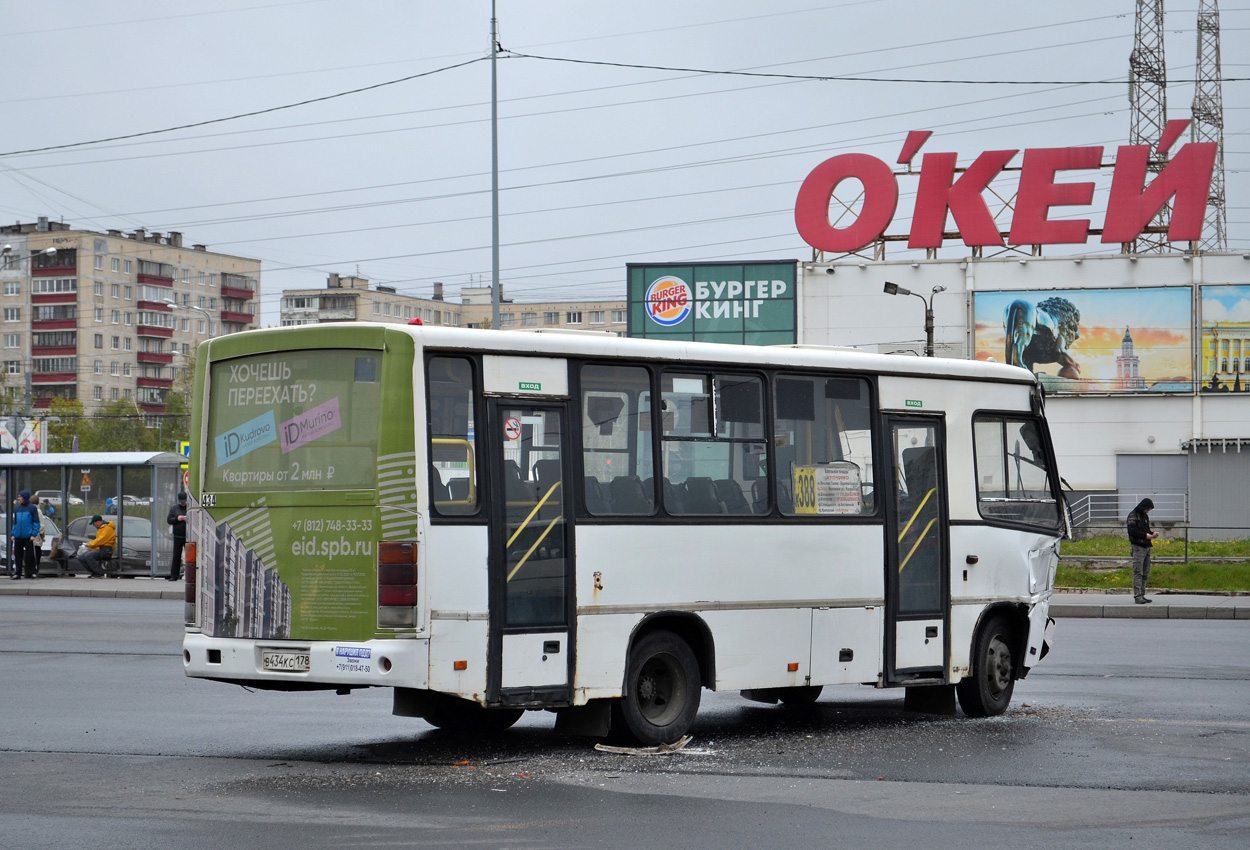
428, 356, 479, 516
662, 372, 767, 516
580, 364, 655, 516
773, 374, 875, 517
972, 415, 1060, 529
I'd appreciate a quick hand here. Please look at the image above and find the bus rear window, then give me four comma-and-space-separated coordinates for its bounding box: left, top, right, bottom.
205, 349, 382, 492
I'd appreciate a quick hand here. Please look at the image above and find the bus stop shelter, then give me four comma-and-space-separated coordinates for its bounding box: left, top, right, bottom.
2, 452, 185, 578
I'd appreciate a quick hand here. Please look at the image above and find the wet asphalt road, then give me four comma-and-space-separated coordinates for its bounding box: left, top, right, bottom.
1, 596, 1247, 849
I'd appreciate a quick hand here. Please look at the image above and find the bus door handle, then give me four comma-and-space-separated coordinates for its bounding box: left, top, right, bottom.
543, 640, 561, 654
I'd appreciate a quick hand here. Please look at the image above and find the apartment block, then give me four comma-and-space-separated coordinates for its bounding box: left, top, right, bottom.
0, 217, 260, 414
281, 274, 627, 334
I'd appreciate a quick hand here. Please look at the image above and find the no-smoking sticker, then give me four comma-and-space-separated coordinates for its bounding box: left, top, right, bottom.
504, 417, 522, 441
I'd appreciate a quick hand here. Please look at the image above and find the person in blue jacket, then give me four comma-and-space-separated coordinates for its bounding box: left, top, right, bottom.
10, 490, 40, 580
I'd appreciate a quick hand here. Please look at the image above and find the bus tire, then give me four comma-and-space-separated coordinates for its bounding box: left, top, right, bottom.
957, 615, 1016, 717
777, 685, 823, 705
613, 630, 701, 746
422, 695, 523, 734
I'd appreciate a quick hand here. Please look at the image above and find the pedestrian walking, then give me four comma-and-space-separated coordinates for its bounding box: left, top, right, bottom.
166, 491, 188, 581
1127, 498, 1159, 604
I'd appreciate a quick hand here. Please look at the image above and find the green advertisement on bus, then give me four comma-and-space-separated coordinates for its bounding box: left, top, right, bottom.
191, 328, 419, 642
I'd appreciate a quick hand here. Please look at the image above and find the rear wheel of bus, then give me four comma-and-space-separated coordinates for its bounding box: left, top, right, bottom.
613, 630, 701, 746
956, 615, 1017, 717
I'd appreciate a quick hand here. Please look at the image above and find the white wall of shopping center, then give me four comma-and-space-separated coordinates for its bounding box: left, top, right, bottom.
796, 251, 1250, 493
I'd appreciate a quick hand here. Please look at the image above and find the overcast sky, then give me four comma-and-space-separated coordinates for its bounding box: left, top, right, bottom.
0, 1, 1245, 326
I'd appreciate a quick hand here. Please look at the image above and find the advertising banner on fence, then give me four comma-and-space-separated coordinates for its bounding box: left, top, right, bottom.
627, 261, 798, 346
1199, 285, 1250, 394
973, 287, 1193, 394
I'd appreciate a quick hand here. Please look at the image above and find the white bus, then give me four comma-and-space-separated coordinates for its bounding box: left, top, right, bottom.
182, 325, 1065, 744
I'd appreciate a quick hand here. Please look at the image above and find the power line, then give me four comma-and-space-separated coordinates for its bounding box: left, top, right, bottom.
0, 57, 487, 158
502, 49, 1250, 86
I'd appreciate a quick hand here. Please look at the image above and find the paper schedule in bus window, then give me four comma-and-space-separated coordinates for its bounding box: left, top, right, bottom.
206, 350, 381, 492
792, 462, 863, 515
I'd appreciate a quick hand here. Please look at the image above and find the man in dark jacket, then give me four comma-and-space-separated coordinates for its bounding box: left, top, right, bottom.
167, 492, 188, 581
1127, 498, 1159, 604
10, 490, 40, 580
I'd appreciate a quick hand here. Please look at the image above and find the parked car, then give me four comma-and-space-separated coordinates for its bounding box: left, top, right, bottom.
121, 495, 151, 506
33, 489, 85, 507
63, 515, 154, 576
1, 512, 74, 576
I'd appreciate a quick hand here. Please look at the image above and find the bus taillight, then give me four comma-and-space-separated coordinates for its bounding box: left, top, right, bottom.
183, 542, 197, 625
378, 542, 418, 628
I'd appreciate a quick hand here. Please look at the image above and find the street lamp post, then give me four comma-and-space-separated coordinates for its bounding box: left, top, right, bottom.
884, 281, 947, 357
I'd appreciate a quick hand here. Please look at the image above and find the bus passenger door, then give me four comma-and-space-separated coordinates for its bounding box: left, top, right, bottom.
883, 416, 949, 683
487, 401, 574, 706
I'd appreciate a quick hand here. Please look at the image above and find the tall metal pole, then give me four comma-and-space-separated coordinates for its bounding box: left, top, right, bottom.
490, 0, 501, 330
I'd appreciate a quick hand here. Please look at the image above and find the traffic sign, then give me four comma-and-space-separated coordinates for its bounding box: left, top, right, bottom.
80, 474, 90, 488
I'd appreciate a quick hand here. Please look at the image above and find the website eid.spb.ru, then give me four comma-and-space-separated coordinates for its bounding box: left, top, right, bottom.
291, 536, 373, 561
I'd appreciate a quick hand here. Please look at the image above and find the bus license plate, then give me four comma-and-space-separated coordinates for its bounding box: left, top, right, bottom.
262, 650, 310, 672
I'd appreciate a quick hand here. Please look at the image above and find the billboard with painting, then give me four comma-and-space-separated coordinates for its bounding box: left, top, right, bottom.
972, 287, 1193, 394
1199, 284, 1250, 394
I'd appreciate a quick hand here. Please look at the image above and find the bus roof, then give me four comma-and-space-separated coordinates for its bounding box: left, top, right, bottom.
208, 324, 1038, 386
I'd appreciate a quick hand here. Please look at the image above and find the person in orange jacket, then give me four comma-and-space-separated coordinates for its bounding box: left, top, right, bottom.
78, 515, 116, 578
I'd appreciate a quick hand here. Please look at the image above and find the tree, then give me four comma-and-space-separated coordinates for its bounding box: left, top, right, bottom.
47, 397, 86, 452
81, 400, 162, 453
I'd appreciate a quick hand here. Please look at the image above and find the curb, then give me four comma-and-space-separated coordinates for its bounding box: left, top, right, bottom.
0, 583, 181, 600
1050, 602, 1248, 620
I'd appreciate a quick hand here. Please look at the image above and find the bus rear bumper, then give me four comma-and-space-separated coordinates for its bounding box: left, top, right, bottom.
183, 633, 429, 690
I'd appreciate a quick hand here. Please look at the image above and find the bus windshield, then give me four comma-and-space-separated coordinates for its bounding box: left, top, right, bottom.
205, 349, 382, 492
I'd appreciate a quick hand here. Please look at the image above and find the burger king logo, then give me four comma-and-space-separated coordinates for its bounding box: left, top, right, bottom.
645, 276, 692, 327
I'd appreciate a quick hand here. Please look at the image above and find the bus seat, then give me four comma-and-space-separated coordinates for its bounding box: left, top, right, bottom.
776, 479, 794, 514
750, 479, 770, 514
713, 479, 751, 515
504, 459, 537, 503
609, 475, 653, 514
533, 459, 562, 492
448, 477, 470, 502
583, 476, 612, 514
682, 477, 725, 514
660, 478, 685, 514
432, 470, 452, 503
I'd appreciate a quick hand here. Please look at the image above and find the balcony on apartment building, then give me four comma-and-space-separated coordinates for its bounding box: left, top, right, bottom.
30, 248, 76, 277
137, 307, 176, 338
220, 309, 253, 325
31, 307, 77, 331
137, 259, 176, 285
136, 376, 174, 389
221, 273, 257, 300
136, 351, 174, 363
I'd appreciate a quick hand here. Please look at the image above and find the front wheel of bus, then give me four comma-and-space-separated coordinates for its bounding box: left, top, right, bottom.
614, 630, 701, 746
957, 615, 1016, 717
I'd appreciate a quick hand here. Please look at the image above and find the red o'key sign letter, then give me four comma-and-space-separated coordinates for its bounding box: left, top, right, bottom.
795, 154, 898, 253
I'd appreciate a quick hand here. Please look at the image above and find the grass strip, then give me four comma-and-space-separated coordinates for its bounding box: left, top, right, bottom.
1062, 536, 1250, 558
1056, 561, 1250, 592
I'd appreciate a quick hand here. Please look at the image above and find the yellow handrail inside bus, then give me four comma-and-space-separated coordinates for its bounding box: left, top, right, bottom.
897, 487, 937, 573
431, 438, 476, 505
506, 481, 561, 548
506, 514, 564, 582
896, 487, 934, 542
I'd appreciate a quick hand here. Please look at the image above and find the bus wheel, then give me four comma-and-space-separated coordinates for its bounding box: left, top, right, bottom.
956, 616, 1016, 717
614, 630, 701, 746
422, 696, 523, 734
777, 685, 823, 705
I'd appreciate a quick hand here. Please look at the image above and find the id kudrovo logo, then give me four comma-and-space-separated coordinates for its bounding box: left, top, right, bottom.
645, 276, 692, 327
